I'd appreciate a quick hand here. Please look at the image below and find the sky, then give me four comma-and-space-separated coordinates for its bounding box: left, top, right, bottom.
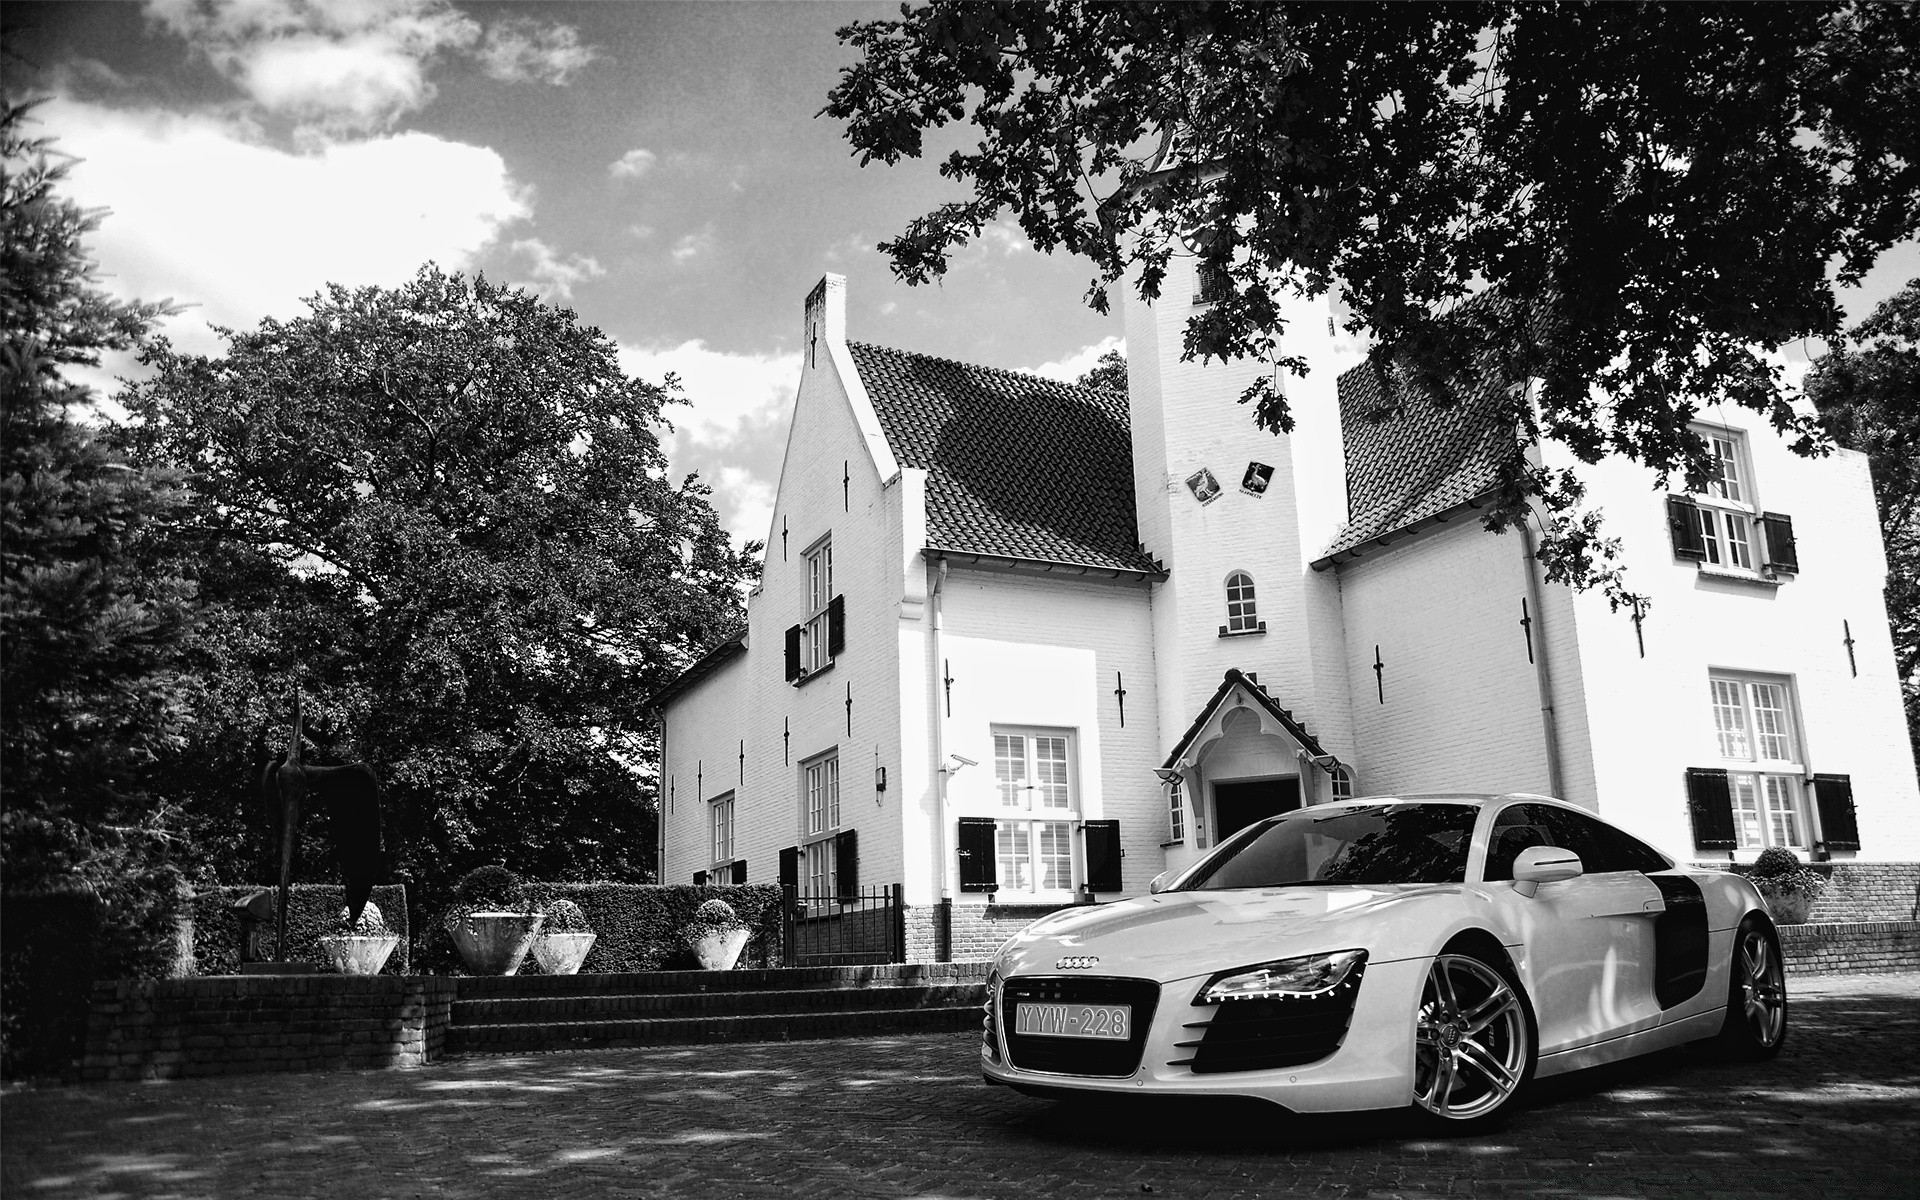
5, 1, 1914, 547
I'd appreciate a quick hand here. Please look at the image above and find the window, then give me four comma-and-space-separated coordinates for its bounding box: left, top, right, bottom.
1667, 427, 1799, 577
710, 792, 735, 866
1329, 764, 1354, 802
801, 752, 840, 901
803, 537, 834, 673
1194, 262, 1229, 304
1485, 803, 1669, 881
1220, 571, 1264, 636
1167, 777, 1186, 842
1709, 673, 1808, 850
991, 727, 1078, 895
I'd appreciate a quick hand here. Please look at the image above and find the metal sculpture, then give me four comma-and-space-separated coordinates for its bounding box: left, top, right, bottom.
260, 694, 384, 962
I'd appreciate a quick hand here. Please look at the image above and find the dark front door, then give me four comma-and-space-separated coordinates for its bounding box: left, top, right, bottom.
1213, 777, 1301, 841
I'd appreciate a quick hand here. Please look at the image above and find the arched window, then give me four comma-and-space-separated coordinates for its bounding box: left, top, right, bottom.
1223, 571, 1261, 634
1330, 764, 1354, 802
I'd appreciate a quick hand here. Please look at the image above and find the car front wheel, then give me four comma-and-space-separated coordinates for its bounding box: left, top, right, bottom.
1713, 915, 1787, 1060
1412, 951, 1536, 1127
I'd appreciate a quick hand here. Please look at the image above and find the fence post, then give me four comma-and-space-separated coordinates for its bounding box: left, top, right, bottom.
781, 885, 796, 967
890, 883, 906, 964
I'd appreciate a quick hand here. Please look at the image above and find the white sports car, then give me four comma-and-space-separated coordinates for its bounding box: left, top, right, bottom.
982, 793, 1787, 1126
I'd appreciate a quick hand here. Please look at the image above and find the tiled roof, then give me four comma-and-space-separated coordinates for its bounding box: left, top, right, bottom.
847, 342, 1160, 575
1164, 669, 1329, 769
1316, 355, 1517, 562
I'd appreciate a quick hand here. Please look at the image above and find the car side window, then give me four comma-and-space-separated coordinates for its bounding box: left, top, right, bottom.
1531, 805, 1663, 874
1484, 804, 1550, 882
1580, 814, 1671, 874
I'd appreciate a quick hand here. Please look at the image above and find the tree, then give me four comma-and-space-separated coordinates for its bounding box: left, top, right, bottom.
120, 266, 757, 905
1805, 278, 1920, 762
826, 2, 1920, 606
1074, 347, 1127, 394
1, 95, 193, 1004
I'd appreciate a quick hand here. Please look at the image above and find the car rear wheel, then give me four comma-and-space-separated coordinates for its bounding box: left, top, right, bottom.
1412, 951, 1535, 1127
1713, 915, 1787, 1060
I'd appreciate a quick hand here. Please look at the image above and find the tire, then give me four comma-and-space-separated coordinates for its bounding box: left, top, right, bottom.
1713, 914, 1787, 1060
1411, 949, 1537, 1128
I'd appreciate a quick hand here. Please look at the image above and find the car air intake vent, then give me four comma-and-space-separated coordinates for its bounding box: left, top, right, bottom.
1002, 976, 1160, 1077
1180, 964, 1365, 1074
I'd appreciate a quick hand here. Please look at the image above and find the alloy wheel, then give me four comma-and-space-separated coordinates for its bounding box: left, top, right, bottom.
1736, 927, 1787, 1048
1413, 953, 1531, 1121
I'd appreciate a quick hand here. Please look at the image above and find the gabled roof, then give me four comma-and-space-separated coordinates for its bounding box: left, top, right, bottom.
1163, 669, 1329, 770
647, 627, 745, 711
847, 342, 1162, 577
1313, 355, 1517, 566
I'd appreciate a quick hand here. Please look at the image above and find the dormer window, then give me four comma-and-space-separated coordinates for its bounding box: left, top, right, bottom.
1219, 571, 1265, 636
1666, 426, 1798, 579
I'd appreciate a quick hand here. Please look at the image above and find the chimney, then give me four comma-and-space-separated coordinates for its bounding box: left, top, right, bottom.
804, 274, 847, 370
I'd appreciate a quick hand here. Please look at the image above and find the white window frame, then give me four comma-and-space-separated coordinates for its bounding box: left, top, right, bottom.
1222, 570, 1263, 635
1709, 671, 1809, 852
1690, 426, 1762, 575
709, 791, 735, 867
1167, 777, 1186, 843
802, 536, 834, 673
1329, 764, 1354, 802
800, 751, 840, 904
990, 726, 1079, 898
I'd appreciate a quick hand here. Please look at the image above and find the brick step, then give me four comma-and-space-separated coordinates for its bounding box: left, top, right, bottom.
455, 981, 985, 1025
454, 961, 990, 999
447, 1004, 983, 1054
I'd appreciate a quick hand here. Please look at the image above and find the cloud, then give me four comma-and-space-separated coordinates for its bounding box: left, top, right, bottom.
1030, 336, 1125, 383
608, 148, 657, 180
47, 96, 529, 355
670, 228, 715, 264
982, 219, 1030, 256
142, 0, 594, 132
509, 238, 604, 301
477, 17, 597, 85
618, 341, 799, 546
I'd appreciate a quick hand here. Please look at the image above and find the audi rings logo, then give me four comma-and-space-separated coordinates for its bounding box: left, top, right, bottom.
1055, 955, 1100, 970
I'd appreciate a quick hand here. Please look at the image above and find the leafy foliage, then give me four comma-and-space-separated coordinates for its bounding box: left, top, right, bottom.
450, 864, 527, 914
1805, 279, 1920, 763
1, 97, 192, 996
119, 266, 758, 911
826, 3, 1920, 606
1074, 347, 1127, 394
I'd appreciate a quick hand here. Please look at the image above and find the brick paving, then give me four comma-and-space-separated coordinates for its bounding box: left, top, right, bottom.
4, 973, 1916, 1200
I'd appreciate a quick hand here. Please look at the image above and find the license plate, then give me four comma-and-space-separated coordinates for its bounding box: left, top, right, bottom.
1013, 1002, 1131, 1041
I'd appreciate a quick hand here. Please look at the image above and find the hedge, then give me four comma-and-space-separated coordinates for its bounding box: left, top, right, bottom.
415, 883, 787, 974
192, 885, 411, 976
2, 883, 103, 1078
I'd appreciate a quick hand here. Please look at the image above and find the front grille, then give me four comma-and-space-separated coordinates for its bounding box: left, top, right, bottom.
1002, 976, 1159, 1077
1181, 964, 1365, 1074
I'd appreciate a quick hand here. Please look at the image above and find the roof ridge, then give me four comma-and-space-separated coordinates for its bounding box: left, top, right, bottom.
847, 340, 1121, 405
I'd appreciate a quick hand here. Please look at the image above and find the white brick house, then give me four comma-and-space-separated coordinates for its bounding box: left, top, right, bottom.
654, 267, 1920, 959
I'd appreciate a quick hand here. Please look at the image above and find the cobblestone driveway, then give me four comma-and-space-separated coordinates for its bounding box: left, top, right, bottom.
5, 974, 1916, 1200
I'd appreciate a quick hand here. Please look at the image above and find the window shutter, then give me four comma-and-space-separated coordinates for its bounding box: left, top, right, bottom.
784, 624, 802, 681
1684, 768, 1737, 850
1083, 820, 1122, 893
778, 846, 799, 891
1667, 495, 1706, 561
827, 594, 846, 657
1812, 774, 1861, 851
957, 817, 999, 893
1193, 262, 1228, 304
835, 829, 858, 901
693, 870, 708, 886
1759, 512, 1799, 575
731, 860, 748, 885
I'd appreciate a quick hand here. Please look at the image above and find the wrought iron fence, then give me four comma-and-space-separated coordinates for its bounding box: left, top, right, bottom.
781, 883, 904, 966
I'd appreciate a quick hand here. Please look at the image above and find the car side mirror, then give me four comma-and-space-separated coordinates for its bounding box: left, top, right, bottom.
1511, 845, 1583, 898
1148, 871, 1169, 895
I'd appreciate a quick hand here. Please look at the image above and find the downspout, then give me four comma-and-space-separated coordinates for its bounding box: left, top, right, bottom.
1519, 518, 1567, 800
929, 556, 950, 901
655, 710, 668, 885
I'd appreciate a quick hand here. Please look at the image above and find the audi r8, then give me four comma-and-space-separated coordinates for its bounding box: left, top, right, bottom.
981, 793, 1787, 1126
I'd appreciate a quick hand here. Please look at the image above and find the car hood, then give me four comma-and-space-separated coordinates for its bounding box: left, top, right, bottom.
996, 885, 1462, 984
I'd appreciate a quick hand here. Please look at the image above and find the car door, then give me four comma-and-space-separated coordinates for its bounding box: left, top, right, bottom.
1486, 804, 1666, 1054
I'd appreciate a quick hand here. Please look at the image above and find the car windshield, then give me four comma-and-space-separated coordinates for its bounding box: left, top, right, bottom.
1175, 803, 1479, 890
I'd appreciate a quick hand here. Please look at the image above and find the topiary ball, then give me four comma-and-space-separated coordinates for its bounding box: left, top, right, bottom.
1751, 846, 1804, 879
693, 898, 738, 927
340, 902, 391, 936
541, 899, 592, 934
452, 864, 526, 911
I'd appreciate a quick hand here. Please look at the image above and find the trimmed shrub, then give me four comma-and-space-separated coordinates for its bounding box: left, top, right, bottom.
450, 865, 528, 913
540, 898, 592, 935
520, 883, 784, 972
192, 885, 410, 976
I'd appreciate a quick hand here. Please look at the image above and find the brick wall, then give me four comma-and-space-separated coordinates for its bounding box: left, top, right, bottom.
83, 975, 455, 1082
1779, 921, 1920, 976
1806, 863, 1920, 923
902, 901, 1074, 963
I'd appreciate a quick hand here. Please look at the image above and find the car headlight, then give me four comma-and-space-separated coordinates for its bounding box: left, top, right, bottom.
1193, 949, 1368, 1004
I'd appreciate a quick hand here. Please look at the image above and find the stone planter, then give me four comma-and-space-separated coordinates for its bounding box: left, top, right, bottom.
691, 926, 749, 971
319, 934, 399, 976
450, 912, 545, 975
1759, 888, 1813, 925
532, 931, 597, 975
